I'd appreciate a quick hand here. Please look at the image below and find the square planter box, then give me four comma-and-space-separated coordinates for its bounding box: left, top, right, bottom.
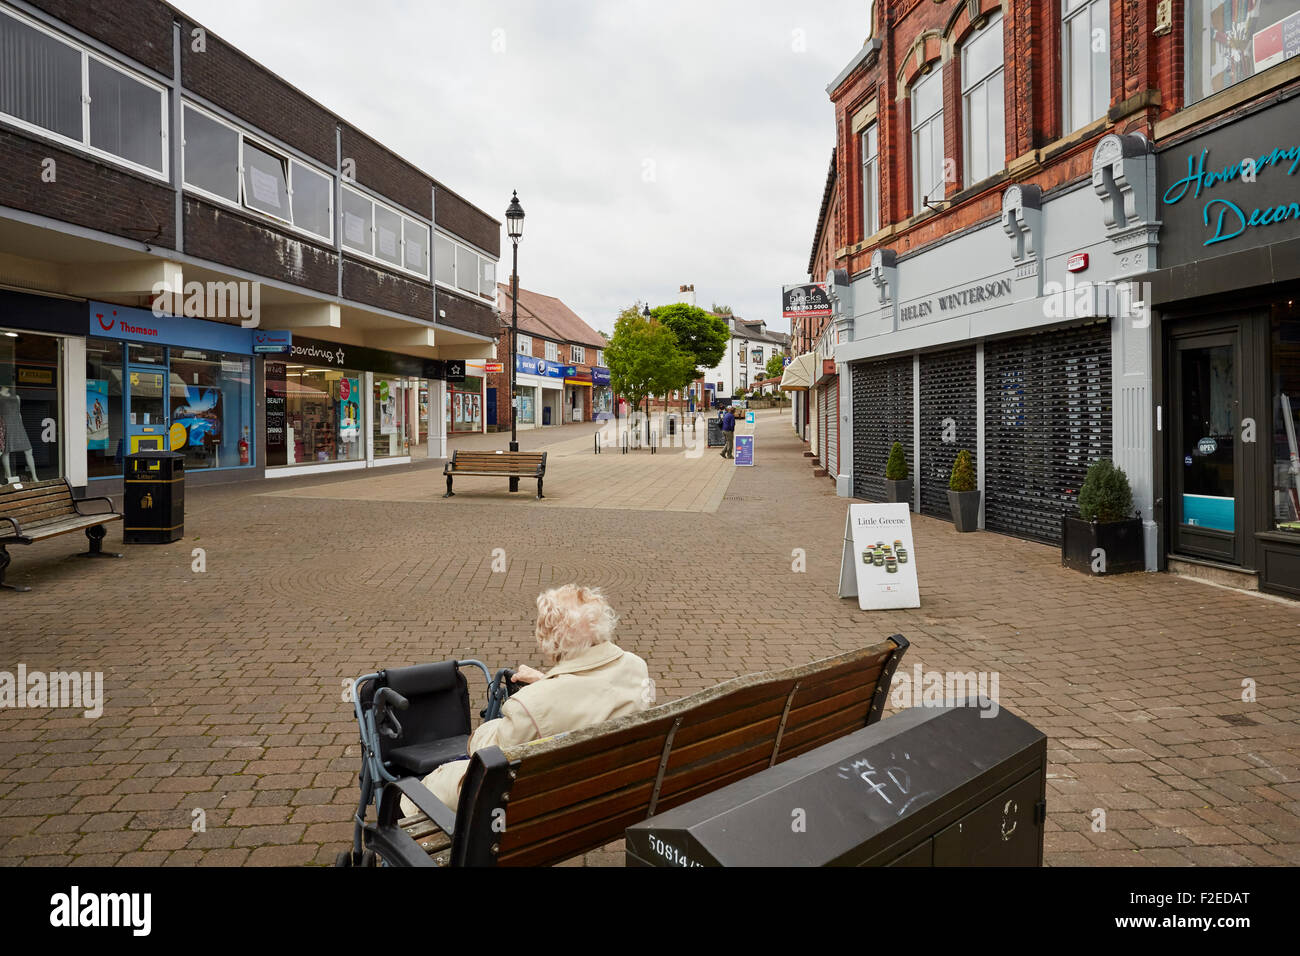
884, 478, 911, 505
1061, 516, 1144, 575
947, 489, 980, 532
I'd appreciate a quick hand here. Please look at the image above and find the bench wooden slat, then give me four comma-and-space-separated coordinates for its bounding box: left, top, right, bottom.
0, 479, 122, 588
381, 638, 908, 867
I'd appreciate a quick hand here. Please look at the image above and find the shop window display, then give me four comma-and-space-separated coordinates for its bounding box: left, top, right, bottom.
168, 349, 253, 470
449, 376, 482, 433
1271, 304, 1300, 533
277, 364, 363, 464
515, 387, 535, 424
86, 338, 124, 478
1, 330, 61, 482
1187, 0, 1300, 104
373, 377, 408, 458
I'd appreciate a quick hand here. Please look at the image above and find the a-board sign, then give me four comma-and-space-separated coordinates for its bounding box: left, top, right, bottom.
707, 417, 724, 447
734, 435, 754, 466
838, 503, 920, 610
746, 411, 755, 424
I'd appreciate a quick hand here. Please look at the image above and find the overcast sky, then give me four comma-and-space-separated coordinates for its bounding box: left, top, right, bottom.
170, 0, 868, 335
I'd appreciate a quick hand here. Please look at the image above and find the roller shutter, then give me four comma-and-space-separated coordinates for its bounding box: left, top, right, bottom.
826, 378, 839, 477
851, 356, 913, 501
919, 347, 977, 520
983, 322, 1112, 545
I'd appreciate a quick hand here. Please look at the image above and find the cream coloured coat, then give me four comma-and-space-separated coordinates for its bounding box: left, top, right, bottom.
402, 641, 650, 815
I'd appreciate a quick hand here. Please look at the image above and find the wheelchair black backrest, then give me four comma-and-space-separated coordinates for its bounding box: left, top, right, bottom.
361, 661, 472, 765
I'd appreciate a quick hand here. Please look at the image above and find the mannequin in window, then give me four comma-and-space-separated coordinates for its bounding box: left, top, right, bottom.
0, 375, 38, 483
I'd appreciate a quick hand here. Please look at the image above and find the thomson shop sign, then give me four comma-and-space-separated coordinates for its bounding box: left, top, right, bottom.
782, 283, 832, 320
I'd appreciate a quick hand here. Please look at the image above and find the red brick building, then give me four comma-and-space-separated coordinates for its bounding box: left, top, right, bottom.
821, 0, 1300, 594
490, 284, 608, 431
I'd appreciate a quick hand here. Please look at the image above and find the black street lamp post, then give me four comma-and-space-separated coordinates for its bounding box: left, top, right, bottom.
506, 191, 525, 491
642, 302, 652, 444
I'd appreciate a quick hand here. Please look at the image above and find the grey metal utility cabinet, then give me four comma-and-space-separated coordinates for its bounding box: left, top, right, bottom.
626, 702, 1047, 866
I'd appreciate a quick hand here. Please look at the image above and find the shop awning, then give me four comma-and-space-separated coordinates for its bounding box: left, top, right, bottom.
779, 353, 816, 391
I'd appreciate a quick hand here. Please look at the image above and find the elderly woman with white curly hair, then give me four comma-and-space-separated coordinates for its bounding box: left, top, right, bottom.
408, 584, 651, 813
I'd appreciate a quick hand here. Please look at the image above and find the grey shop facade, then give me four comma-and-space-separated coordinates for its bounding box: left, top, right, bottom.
1143, 92, 1300, 598
831, 134, 1163, 568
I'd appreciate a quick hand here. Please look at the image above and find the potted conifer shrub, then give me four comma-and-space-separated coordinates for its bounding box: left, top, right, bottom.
1061, 458, 1144, 575
946, 449, 980, 532
884, 441, 911, 504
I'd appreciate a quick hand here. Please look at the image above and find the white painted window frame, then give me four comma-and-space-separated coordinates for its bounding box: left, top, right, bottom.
961, 11, 1005, 184
181, 101, 335, 244
0, 5, 168, 181
910, 67, 945, 212
340, 184, 429, 279
1062, 0, 1110, 131
433, 229, 497, 303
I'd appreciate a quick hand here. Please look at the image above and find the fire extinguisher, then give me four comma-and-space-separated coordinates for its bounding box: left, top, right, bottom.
238, 427, 249, 466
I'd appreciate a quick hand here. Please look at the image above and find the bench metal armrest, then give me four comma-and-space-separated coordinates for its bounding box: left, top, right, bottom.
72, 496, 118, 517
0, 515, 22, 536
393, 776, 458, 836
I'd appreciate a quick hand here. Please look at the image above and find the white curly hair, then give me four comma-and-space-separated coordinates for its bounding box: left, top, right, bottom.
534, 584, 618, 661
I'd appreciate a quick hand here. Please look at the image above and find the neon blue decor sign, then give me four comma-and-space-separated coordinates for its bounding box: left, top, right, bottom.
1162, 145, 1300, 246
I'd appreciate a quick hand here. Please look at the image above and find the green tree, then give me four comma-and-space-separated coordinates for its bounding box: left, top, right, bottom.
653, 303, 729, 377
605, 306, 695, 430
711, 303, 733, 315
765, 352, 786, 379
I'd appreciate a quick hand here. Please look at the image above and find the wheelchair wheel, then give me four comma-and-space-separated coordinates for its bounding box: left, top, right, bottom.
334, 850, 355, 868
361, 850, 378, 867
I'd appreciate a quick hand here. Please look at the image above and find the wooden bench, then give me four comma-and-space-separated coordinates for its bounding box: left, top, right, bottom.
0, 479, 123, 592
363, 634, 909, 866
443, 450, 547, 500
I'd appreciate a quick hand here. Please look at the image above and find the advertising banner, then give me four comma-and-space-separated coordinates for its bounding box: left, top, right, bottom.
86, 380, 109, 451
838, 503, 921, 610
265, 361, 287, 466
339, 377, 360, 442
734, 435, 754, 466
782, 283, 832, 320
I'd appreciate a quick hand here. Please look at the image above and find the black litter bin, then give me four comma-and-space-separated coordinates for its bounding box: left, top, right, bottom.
124, 450, 184, 544
626, 703, 1047, 867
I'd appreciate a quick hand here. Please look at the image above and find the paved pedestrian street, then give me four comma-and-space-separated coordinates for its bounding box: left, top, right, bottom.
1, 409, 1298, 867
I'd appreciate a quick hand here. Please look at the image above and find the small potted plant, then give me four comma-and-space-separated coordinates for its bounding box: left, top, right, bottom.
884, 441, 911, 504
1061, 458, 1144, 575
946, 449, 980, 532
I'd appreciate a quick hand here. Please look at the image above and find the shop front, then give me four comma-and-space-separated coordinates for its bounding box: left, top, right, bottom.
814, 357, 839, 479
592, 366, 613, 420
565, 368, 592, 423
447, 362, 484, 435
0, 289, 83, 486
266, 335, 440, 476
1145, 94, 1300, 597
86, 302, 256, 489
835, 134, 1160, 558
514, 354, 570, 428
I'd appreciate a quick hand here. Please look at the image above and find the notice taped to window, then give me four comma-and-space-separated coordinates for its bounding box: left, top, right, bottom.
838, 503, 920, 610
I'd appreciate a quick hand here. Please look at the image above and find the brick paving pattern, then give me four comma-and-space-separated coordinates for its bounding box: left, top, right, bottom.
1, 409, 1297, 866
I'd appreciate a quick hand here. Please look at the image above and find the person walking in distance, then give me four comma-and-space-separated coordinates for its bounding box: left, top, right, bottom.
720, 405, 736, 459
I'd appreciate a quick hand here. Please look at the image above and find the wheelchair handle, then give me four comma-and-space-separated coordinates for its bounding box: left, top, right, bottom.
374, 687, 408, 740
376, 687, 409, 712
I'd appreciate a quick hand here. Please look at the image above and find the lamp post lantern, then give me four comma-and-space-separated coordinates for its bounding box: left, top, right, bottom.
506, 190, 524, 490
